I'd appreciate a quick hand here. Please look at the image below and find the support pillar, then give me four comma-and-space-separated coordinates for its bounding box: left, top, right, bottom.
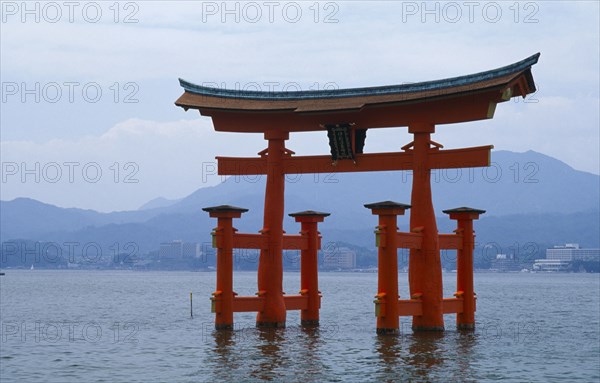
407, 123, 444, 331
289, 210, 330, 326
257, 130, 289, 327
202, 205, 248, 330
443, 207, 485, 330
365, 201, 411, 335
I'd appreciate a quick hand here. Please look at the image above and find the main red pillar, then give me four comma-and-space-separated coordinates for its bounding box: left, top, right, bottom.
444, 207, 485, 330
408, 123, 444, 331
289, 210, 330, 326
256, 130, 289, 327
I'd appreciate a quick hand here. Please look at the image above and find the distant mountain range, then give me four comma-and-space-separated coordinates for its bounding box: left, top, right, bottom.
138, 197, 182, 210
1, 150, 599, 253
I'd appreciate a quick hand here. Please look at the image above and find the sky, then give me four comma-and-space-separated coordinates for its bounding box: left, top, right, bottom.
1, 1, 599, 212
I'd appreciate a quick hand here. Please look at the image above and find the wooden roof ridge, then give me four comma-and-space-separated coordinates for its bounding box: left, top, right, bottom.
178, 53, 539, 102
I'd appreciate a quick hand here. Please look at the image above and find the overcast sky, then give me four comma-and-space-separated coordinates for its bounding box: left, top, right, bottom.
1, 1, 598, 212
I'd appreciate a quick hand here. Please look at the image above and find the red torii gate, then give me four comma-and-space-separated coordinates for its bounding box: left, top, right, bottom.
176, 53, 539, 333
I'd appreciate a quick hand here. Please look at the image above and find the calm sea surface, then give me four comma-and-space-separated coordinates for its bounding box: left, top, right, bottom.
1, 271, 599, 382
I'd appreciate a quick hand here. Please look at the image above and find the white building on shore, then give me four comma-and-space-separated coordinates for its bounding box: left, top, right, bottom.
159, 240, 201, 260
533, 244, 600, 271
323, 247, 357, 270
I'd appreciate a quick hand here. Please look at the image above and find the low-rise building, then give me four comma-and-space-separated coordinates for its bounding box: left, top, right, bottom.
533, 244, 599, 271
490, 254, 521, 272
546, 243, 600, 261
532, 259, 571, 272
160, 240, 201, 260
323, 247, 357, 270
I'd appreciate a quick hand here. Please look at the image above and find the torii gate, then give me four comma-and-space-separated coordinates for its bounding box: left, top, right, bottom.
175, 53, 539, 333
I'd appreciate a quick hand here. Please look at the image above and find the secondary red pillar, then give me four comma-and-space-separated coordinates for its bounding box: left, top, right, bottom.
443, 207, 485, 330
289, 210, 330, 326
408, 123, 444, 331
203, 205, 248, 330
365, 201, 411, 335
256, 130, 289, 327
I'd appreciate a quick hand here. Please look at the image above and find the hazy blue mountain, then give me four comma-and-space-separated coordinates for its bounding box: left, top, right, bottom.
15, 207, 598, 255
0, 198, 108, 240
0, 198, 169, 240
1, 150, 599, 252
138, 197, 182, 210
157, 149, 599, 224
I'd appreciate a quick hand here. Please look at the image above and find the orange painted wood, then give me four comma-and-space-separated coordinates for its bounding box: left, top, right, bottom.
457, 218, 475, 327
232, 233, 308, 250
439, 234, 463, 250
283, 295, 309, 310
409, 127, 444, 330
442, 298, 464, 314
233, 233, 267, 249
397, 299, 423, 316
230, 295, 311, 313
232, 296, 265, 312
376, 215, 400, 331
256, 136, 287, 326
214, 217, 235, 328
201, 90, 500, 133
294, 218, 323, 323
282, 235, 308, 251
428, 145, 492, 169
397, 232, 423, 249
217, 156, 266, 176
217, 146, 492, 175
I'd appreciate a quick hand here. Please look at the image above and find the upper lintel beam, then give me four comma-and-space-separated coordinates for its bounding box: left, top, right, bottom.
217, 146, 493, 176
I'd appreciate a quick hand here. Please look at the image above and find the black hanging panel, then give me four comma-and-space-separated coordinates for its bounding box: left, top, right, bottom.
326, 124, 354, 160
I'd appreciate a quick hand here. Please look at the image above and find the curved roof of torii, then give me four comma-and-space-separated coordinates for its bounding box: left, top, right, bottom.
175, 53, 540, 132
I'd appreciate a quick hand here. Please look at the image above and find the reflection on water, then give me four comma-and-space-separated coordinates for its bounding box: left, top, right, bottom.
373, 330, 480, 382
209, 330, 240, 381
207, 324, 472, 382
207, 325, 329, 382
253, 328, 285, 381
455, 331, 479, 382
375, 332, 447, 382
213, 330, 238, 364
207, 326, 292, 381
295, 326, 326, 383
374, 334, 404, 380
404, 332, 446, 379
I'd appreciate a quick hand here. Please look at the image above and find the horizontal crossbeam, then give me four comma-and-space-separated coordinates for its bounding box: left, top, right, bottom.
232, 296, 265, 312
232, 233, 267, 249
214, 233, 312, 250
219, 295, 309, 313
283, 295, 309, 310
217, 146, 492, 175
439, 234, 463, 250
375, 232, 465, 250
388, 297, 471, 317
397, 299, 423, 316
442, 298, 464, 314
397, 232, 423, 249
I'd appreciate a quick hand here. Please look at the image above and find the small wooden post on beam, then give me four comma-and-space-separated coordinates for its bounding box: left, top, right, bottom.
289, 210, 330, 326
443, 207, 485, 330
203, 204, 248, 330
